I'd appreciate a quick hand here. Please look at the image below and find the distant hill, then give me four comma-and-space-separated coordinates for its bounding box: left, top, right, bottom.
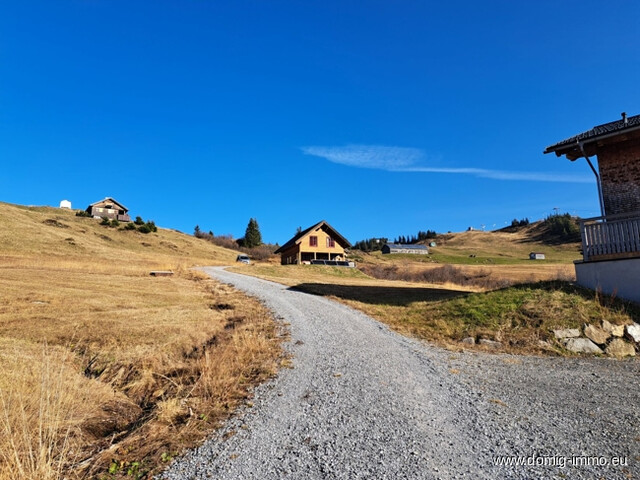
0, 201, 239, 267
350, 219, 581, 267
497, 216, 581, 245
425, 220, 581, 265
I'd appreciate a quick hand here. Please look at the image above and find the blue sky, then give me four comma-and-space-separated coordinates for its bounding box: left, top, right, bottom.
1, 1, 639, 244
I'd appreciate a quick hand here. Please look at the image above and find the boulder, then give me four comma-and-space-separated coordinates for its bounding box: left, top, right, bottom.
564, 338, 603, 354
625, 323, 640, 343
584, 324, 610, 346
553, 328, 580, 339
602, 320, 625, 338
537, 340, 557, 352
461, 337, 475, 345
605, 339, 636, 358
478, 339, 502, 349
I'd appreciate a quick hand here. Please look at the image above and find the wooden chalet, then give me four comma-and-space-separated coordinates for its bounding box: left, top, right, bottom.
274, 220, 351, 265
86, 197, 131, 222
544, 112, 640, 303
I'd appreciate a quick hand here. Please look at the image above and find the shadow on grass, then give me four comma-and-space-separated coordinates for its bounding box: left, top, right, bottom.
288, 283, 469, 306
294, 279, 640, 313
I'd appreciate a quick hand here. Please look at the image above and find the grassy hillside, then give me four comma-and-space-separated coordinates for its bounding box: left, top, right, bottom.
346, 222, 581, 286
0, 202, 281, 479
0, 202, 238, 267
353, 223, 581, 266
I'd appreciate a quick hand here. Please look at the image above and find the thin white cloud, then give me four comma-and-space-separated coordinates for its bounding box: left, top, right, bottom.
300, 145, 424, 170
301, 145, 593, 184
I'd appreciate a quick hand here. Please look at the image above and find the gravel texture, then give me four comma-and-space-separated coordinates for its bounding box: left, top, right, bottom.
159, 267, 639, 479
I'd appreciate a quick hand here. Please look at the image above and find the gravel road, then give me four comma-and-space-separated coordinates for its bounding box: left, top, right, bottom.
159, 267, 639, 480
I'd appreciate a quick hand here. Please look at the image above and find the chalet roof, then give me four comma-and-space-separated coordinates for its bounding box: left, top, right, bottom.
384, 243, 428, 250
88, 197, 129, 211
544, 112, 640, 160
274, 220, 351, 254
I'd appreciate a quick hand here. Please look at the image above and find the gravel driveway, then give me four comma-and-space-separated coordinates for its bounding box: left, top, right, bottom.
159, 267, 639, 480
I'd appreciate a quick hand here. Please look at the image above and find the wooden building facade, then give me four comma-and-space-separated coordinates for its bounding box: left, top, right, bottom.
275, 220, 351, 265
86, 197, 131, 222
544, 112, 640, 303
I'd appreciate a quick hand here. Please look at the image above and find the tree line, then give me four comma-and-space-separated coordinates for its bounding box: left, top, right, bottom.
194, 217, 263, 248
353, 229, 437, 252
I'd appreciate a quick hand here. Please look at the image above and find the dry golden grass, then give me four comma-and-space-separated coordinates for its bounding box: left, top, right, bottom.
427, 227, 581, 264
0, 202, 282, 479
359, 262, 576, 287
0, 341, 117, 480
343, 232, 580, 290
349, 226, 581, 284
229, 263, 479, 292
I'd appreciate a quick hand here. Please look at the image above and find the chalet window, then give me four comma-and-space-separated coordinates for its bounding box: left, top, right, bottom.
326, 237, 335, 248
309, 236, 318, 247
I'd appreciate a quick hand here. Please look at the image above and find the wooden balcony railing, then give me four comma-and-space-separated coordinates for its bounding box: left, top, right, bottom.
580, 211, 640, 261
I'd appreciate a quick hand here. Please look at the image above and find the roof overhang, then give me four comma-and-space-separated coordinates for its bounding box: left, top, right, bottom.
90, 197, 128, 211
544, 114, 640, 161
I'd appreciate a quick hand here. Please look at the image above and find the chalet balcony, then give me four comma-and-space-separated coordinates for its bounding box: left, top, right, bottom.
580, 211, 640, 262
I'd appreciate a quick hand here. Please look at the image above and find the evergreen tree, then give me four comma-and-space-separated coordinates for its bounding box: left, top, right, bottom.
194, 225, 202, 238
244, 218, 262, 248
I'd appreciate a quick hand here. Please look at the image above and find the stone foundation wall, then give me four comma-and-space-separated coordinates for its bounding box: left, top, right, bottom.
554, 322, 639, 357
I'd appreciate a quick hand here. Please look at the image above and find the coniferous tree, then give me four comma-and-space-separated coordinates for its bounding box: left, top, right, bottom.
244, 218, 262, 248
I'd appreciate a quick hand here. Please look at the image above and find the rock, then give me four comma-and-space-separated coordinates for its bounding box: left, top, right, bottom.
478, 339, 502, 348
461, 337, 475, 345
584, 324, 610, 346
602, 320, 625, 337
625, 323, 640, 343
564, 338, 603, 354
553, 328, 580, 339
605, 339, 636, 358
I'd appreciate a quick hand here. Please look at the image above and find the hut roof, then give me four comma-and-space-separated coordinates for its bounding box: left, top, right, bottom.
274, 220, 351, 254
544, 112, 640, 160
88, 197, 129, 211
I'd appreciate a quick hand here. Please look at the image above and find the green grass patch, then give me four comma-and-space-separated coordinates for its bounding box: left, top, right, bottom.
370, 249, 580, 265
412, 281, 637, 350
293, 280, 638, 355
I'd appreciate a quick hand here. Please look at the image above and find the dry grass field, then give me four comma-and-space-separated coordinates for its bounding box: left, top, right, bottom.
349, 225, 582, 285
0, 203, 282, 479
